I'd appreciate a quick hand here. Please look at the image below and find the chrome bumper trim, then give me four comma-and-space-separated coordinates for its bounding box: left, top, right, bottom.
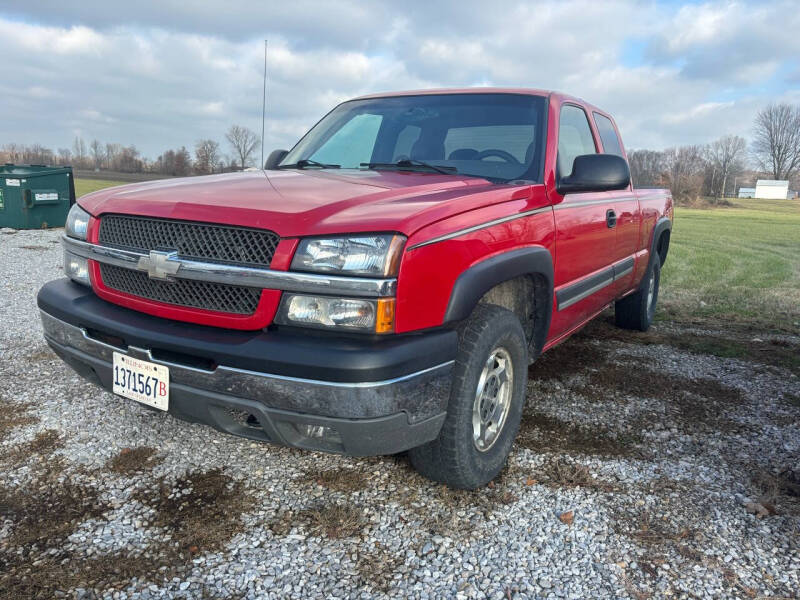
40, 310, 453, 422
62, 235, 397, 298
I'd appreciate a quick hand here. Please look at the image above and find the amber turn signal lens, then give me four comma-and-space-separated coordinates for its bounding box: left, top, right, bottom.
375, 298, 396, 333
383, 235, 406, 277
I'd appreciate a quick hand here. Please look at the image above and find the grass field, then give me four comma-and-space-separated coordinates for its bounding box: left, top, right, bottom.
73, 178, 800, 333
660, 197, 800, 334
74, 178, 127, 198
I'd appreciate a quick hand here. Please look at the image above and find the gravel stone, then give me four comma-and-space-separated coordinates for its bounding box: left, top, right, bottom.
0, 228, 798, 599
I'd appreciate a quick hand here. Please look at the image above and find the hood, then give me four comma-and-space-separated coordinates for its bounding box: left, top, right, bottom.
78, 169, 531, 237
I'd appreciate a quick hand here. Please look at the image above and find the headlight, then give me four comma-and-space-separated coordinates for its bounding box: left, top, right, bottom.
276, 294, 395, 333
64, 250, 90, 286
291, 234, 405, 276
65, 203, 90, 240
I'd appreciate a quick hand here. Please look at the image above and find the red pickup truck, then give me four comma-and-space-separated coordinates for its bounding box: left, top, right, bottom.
38, 89, 672, 488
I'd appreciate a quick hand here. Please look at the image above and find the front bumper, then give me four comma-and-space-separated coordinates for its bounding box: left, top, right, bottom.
38, 279, 456, 455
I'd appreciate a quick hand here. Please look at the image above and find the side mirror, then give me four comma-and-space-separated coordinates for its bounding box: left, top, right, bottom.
557, 154, 630, 195
264, 149, 289, 170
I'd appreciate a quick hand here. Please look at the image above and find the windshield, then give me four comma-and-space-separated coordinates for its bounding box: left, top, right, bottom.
280, 93, 547, 183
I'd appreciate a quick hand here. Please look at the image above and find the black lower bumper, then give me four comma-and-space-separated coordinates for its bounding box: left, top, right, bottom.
38, 279, 457, 455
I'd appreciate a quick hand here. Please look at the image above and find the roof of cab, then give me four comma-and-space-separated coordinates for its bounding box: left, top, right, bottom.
349, 87, 609, 117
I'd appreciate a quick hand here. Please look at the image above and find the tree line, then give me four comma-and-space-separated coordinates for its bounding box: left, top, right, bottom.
628, 103, 800, 203
2, 102, 798, 198
0, 125, 261, 176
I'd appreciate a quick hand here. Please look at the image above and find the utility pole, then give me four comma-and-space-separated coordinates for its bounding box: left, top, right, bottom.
260, 39, 267, 169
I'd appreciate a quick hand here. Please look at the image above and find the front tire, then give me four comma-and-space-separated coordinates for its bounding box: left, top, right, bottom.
409, 304, 527, 489
615, 253, 661, 331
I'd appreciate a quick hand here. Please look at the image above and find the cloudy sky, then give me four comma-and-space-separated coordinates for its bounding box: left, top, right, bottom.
1, 0, 799, 161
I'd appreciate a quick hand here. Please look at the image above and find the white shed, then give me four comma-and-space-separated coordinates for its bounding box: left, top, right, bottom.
755, 180, 789, 199
738, 187, 756, 198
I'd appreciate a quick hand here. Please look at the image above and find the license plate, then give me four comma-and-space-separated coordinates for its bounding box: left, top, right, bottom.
112, 352, 169, 411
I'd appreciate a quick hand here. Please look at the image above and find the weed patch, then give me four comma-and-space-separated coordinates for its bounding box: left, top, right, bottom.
750, 468, 800, 516
536, 457, 621, 492
268, 503, 366, 539
356, 543, 404, 593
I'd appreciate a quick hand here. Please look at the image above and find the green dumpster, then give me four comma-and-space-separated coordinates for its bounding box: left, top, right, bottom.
0, 164, 76, 229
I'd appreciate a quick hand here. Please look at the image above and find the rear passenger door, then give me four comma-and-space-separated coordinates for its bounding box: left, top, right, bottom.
593, 111, 640, 295
550, 104, 618, 337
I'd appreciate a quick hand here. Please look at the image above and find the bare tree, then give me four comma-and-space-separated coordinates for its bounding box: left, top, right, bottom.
195, 139, 221, 174
90, 139, 105, 170
706, 135, 747, 198
662, 145, 707, 203
72, 137, 87, 168
225, 125, 259, 170
57, 148, 72, 165
752, 103, 800, 180
627, 149, 665, 187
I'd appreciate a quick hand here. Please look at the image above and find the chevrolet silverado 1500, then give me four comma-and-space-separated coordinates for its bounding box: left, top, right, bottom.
38, 89, 672, 488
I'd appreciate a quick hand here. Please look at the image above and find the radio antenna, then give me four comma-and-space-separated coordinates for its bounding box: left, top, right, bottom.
260, 39, 267, 169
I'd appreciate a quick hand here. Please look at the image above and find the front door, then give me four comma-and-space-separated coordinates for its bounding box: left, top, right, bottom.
549, 104, 618, 339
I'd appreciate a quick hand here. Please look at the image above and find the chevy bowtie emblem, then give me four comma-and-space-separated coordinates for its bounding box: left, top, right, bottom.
137, 250, 181, 280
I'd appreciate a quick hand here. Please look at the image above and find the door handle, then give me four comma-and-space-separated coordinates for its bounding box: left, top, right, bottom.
606, 209, 617, 228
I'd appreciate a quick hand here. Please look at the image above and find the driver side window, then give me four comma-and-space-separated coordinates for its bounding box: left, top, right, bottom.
557, 105, 597, 178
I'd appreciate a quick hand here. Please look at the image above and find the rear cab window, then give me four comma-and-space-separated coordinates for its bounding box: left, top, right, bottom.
592, 112, 624, 156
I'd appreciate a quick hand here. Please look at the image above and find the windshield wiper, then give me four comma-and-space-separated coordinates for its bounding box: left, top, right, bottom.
279, 158, 340, 169
361, 159, 457, 175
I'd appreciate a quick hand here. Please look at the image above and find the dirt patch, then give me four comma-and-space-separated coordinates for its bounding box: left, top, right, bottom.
529, 338, 608, 381
577, 362, 746, 431
136, 468, 253, 557
583, 317, 800, 375
107, 447, 163, 475
269, 503, 366, 539
1, 429, 64, 465
0, 464, 254, 598
0, 402, 38, 441
356, 543, 404, 593
304, 467, 368, 493
0, 467, 106, 551
517, 411, 639, 457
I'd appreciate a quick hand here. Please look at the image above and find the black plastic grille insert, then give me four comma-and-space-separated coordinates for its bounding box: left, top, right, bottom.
100, 263, 261, 315
98, 215, 279, 268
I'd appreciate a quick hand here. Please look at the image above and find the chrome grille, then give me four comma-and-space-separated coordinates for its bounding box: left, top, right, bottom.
98, 215, 279, 268
100, 264, 261, 315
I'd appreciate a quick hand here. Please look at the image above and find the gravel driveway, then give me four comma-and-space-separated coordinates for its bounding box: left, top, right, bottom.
1, 228, 798, 599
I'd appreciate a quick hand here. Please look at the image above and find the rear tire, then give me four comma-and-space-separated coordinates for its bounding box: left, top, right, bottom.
409, 304, 527, 489
615, 253, 660, 331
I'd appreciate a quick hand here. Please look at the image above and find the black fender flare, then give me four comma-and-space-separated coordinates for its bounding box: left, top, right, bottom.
650, 217, 672, 269
443, 247, 554, 356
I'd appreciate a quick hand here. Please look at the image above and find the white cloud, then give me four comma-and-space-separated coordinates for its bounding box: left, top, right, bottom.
0, 0, 798, 160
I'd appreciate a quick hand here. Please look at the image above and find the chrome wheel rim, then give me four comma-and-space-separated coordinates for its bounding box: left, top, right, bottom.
646, 271, 656, 313
472, 347, 514, 452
